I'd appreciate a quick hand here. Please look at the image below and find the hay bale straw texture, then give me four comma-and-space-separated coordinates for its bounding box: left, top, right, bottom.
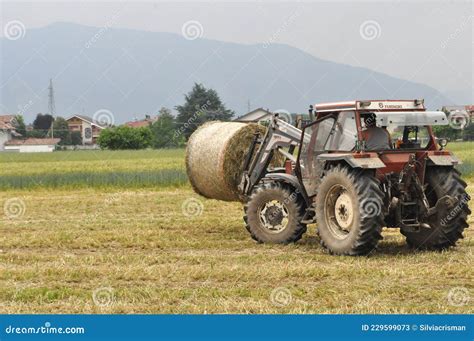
186, 121, 263, 202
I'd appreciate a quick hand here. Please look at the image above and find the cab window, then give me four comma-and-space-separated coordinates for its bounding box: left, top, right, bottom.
387, 126, 430, 149
326, 111, 358, 151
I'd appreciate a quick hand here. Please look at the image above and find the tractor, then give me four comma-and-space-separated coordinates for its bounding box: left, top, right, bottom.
238, 99, 471, 255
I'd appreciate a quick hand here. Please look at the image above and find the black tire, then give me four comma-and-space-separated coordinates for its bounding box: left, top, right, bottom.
401, 167, 470, 250
243, 181, 307, 244
315, 165, 384, 256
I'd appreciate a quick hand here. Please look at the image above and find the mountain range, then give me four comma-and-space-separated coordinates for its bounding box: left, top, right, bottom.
1, 22, 453, 123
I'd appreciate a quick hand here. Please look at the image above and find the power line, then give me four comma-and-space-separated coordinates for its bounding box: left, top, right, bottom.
48, 78, 56, 138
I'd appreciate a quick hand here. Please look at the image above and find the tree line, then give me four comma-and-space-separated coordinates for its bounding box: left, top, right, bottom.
14, 114, 83, 145
12, 83, 234, 150
14, 83, 471, 150
97, 83, 234, 149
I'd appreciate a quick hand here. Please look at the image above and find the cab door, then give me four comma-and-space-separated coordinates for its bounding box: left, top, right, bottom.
297, 115, 336, 197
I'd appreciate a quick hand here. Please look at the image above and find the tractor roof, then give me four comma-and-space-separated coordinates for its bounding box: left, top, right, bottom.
314, 99, 426, 113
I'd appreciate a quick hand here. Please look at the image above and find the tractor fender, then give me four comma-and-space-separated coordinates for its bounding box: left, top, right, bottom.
316, 153, 385, 169
427, 154, 462, 166
262, 173, 309, 204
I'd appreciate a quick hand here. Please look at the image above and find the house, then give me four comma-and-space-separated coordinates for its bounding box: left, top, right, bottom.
0, 115, 21, 151
464, 105, 474, 117
442, 105, 474, 117
125, 115, 157, 128
234, 108, 273, 123
4, 138, 60, 153
66, 115, 105, 145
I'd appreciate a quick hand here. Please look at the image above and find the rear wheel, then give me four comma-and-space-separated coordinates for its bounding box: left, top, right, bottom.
401, 167, 470, 250
315, 165, 385, 255
244, 181, 307, 244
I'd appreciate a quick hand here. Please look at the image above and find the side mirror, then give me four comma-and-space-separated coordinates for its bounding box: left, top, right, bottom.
438, 138, 448, 150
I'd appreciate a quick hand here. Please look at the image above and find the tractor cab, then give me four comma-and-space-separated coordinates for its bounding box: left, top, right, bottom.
305, 99, 448, 152
298, 100, 454, 193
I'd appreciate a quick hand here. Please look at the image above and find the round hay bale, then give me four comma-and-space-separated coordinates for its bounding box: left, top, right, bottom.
186, 121, 263, 202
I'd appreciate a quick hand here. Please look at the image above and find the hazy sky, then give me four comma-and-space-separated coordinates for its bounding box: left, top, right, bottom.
1, 0, 473, 103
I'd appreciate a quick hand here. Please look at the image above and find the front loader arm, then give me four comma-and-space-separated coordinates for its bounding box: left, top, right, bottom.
238, 115, 302, 196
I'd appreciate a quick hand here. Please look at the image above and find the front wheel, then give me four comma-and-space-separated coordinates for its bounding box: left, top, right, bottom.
315, 165, 385, 255
243, 181, 307, 244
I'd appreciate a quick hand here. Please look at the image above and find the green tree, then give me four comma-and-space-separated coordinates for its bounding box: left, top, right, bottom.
150, 107, 183, 148
176, 83, 234, 140
14, 115, 27, 136
98, 125, 153, 150
432, 125, 461, 141
32, 113, 54, 137
26, 130, 46, 138
463, 122, 474, 140
51, 117, 71, 144
70, 131, 82, 145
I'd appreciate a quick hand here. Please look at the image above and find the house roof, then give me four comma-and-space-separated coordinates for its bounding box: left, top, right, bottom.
5, 138, 61, 146
66, 114, 105, 128
0, 121, 12, 130
0, 115, 15, 123
0, 115, 16, 131
442, 105, 467, 112
125, 120, 152, 128
235, 108, 272, 122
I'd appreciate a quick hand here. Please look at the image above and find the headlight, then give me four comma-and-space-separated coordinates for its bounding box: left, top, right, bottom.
438, 138, 448, 149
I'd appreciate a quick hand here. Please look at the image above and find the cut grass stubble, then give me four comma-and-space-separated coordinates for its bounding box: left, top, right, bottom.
0, 143, 473, 314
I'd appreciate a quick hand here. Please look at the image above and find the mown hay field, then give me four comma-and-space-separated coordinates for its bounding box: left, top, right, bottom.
0, 143, 473, 314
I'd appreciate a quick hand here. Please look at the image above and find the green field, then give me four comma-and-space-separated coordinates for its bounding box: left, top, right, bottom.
0, 143, 473, 313
449, 142, 474, 179
0, 149, 187, 189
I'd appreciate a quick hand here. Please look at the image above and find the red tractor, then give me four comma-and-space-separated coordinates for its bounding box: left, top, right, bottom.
239, 99, 470, 255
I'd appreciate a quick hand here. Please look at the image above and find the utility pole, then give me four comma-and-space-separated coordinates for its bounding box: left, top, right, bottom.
48, 78, 56, 138
247, 99, 251, 113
